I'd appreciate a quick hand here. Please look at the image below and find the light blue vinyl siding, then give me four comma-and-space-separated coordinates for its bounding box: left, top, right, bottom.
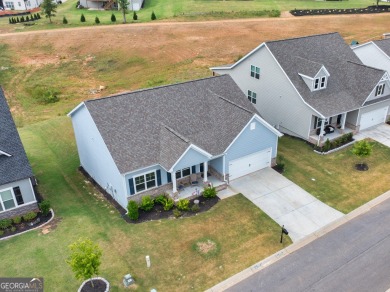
209, 156, 223, 174
225, 119, 278, 173
124, 165, 168, 195
0, 178, 35, 205
172, 147, 209, 172
70, 105, 127, 209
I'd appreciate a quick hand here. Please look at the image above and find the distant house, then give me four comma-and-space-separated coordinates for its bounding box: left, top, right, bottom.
0, 88, 38, 220
1, 0, 42, 11
68, 75, 282, 210
79, 0, 143, 11
353, 38, 390, 75
211, 32, 390, 145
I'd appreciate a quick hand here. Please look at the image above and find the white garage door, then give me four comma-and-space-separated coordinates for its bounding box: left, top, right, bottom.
360, 107, 388, 130
229, 148, 272, 181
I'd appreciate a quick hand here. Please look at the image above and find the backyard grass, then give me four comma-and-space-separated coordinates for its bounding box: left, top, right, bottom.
0, 116, 291, 291
278, 136, 390, 214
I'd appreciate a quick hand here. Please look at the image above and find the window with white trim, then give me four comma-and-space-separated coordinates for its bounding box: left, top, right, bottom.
314, 76, 327, 90
134, 171, 156, 193
250, 65, 260, 79
315, 117, 331, 129
0, 189, 16, 212
5, 2, 14, 8
175, 167, 191, 179
247, 90, 257, 104
375, 84, 385, 96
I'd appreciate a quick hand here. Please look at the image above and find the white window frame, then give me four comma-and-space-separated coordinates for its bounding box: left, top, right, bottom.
5, 1, 14, 9
133, 171, 157, 194
0, 187, 17, 213
316, 117, 330, 128
250, 65, 260, 79
375, 83, 385, 96
313, 76, 327, 91
175, 167, 191, 179
247, 90, 257, 104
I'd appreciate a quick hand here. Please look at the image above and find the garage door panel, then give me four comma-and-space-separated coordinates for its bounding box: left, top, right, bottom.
229, 148, 272, 181
360, 107, 388, 130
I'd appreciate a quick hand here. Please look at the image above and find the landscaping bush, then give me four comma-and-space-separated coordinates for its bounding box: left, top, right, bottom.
133, 11, 138, 20
28, 86, 60, 104
191, 204, 200, 213
139, 195, 154, 211
275, 154, 285, 172
176, 199, 190, 211
11, 226, 16, 232
154, 194, 166, 205
39, 200, 51, 216
0, 219, 12, 230
111, 13, 116, 22
151, 11, 156, 20
37, 13, 41, 19
80, 14, 86, 22
127, 200, 139, 220
0, 230, 4, 236
23, 211, 37, 221
63, 16, 68, 24
95, 16, 100, 24
12, 216, 22, 224
163, 197, 174, 211
203, 186, 217, 198
323, 139, 331, 152
173, 209, 182, 218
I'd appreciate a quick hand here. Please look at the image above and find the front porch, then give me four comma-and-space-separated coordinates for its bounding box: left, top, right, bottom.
309, 127, 355, 146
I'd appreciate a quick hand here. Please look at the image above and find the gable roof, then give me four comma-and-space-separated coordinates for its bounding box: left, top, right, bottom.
265, 32, 388, 117
80, 75, 269, 174
0, 88, 34, 185
373, 38, 390, 57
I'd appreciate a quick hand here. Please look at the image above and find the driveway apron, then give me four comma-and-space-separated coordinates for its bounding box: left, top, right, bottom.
228, 168, 344, 242
354, 124, 390, 147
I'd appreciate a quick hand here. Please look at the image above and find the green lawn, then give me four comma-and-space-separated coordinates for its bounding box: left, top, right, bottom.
278, 136, 390, 214
0, 116, 291, 291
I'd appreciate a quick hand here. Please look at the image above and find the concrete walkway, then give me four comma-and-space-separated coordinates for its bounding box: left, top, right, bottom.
354, 124, 390, 147
228, 168, 344, 242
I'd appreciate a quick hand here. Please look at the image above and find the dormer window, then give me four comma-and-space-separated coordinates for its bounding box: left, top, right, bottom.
250, 65, 260, 79
314, 76, 327, 90
375, 84, 385, 96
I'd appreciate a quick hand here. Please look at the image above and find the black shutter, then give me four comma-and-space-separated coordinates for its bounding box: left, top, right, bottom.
314, 117, 318, 129
191, 165, 196, 174
13, 187, 24, 205
167, 173, 172, 183
382, 84, 386, 95
156, 170, 161, 186
200, 163, 204, 173
129, 179, 135, 195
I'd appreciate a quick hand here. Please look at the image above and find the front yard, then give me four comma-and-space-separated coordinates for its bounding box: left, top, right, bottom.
278, 135, 390, 214
0, 117, 291, 291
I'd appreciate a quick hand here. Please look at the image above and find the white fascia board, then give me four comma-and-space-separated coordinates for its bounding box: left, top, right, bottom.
298, 73, 314, 80
264, 44, 325, 118
372, 42, 390, 61
121, 164, 162, 177
0, 150, 11, 157
210, 43, 267, 71
168, 144, 212, 173
351, 41, 374, 51
67, 102, 85, 117
318, 65, 330, 77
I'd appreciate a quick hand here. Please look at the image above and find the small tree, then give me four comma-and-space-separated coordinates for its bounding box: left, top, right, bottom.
117, 0, 129, 23
151, 11, 156, 20
80, 13, 86, 22
95, 16, 100, 24
133, 11, 137, 20
111, 13, 116, 22
41, 0, 57, 23
67, 238, 102, 287
352, 140, 373, 170
37, 13, 41, 19
62, 16, 68, 24
127, 200, 139, 221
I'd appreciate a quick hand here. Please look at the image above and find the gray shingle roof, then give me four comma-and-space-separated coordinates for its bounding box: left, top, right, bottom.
374, 38, 390, 56
84, 75, 258, 173
294, 56, 324, 77
0, 88, 34, 185
266, 32, 388, 117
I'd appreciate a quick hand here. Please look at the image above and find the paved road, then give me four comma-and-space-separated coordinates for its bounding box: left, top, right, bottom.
226, 197, 390, 292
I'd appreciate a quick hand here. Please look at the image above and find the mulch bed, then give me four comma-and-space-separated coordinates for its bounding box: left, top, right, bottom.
134, 196, 220, 223
0, 210, 53, 239
290, 5, 390, 16
355, 163, 369, 171
80, 279, 107, 292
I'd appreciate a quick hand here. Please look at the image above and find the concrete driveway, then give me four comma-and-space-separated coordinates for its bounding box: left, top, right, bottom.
228, 168, 344, 242
355, 124, 390, 147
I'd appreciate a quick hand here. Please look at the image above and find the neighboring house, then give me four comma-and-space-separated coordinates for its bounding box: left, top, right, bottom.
79, 0, 143, 11
353, 38, 390, 75
0, 88, 38, 220
2, 0, 42, 11
68, 75, 282, 210
211, 32, 390, 145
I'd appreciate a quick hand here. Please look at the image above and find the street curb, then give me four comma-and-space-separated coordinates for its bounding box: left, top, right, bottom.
206, 190, 390, 292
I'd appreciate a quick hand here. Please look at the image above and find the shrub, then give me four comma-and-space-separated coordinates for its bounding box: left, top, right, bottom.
37, 13, 41, 19
111, 13, 116, 22
173, 209, 182, 218
20, 16, 25, 22
25, 15, 29, 21
191, 204, 200, 213
0, 219, 12, 230
16, 17, 20, 23
0, 230, 4, 236
139, 195, 154, 211
28, 86, 60, 104
23, 211, 37, 221
95, 16, 100, 24
80, 14, 86, 22
127, 200, 139, 221
323, 139, 331, 152
162, 197, 174, 211
133, 11, 138, 20
39, 200, 51, 216
203, 186, 217, 198
12, 216, 22, 224
11, 226, 16, 232
34, 14, 38, 20
177, 199, 190, 211
63, 16, 68, 24
346, 132, 353, 142
275, 155, 285, 172
151, 11, 156, 20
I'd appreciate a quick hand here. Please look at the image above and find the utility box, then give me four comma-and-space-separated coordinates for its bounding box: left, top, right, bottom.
123, 274, 135, 287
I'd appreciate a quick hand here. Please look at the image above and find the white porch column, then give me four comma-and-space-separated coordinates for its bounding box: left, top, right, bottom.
172, 172, 177, 193
203, 161, 208, 182
341, 113, 347, 130
320, 118, 325, 137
